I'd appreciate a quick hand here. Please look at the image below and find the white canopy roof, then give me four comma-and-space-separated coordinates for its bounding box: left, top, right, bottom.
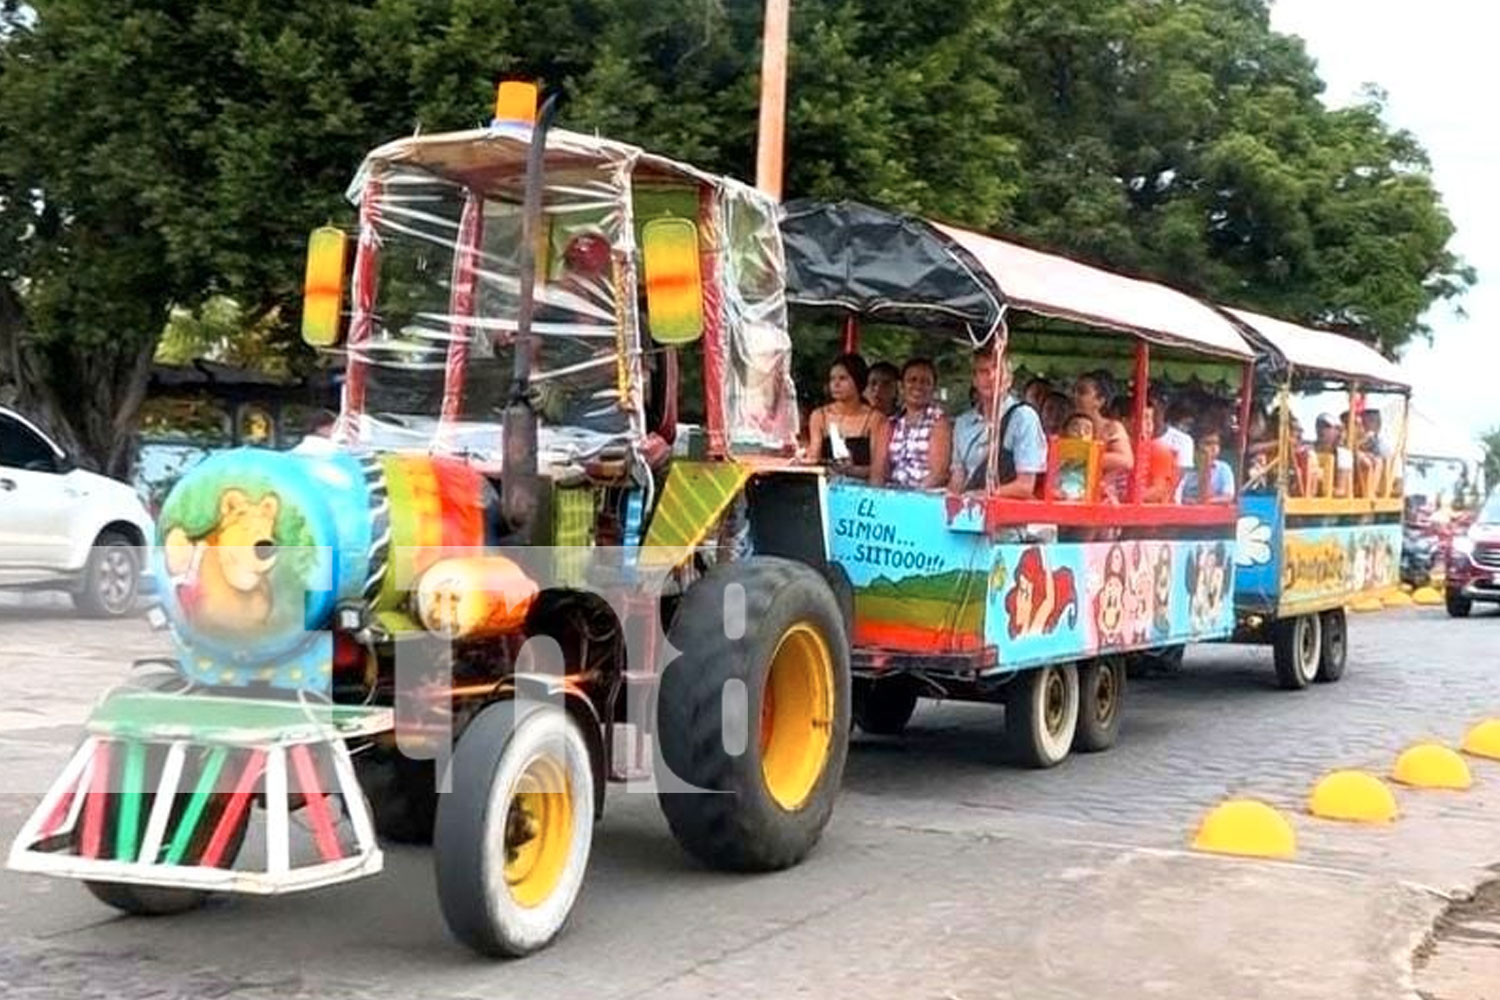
1225, 307, 1409, 390
934, 224, 1256, 360
1406, 406, 1484, 464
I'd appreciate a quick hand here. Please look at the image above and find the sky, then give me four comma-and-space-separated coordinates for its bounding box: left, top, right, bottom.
1269, 0, 1498, 453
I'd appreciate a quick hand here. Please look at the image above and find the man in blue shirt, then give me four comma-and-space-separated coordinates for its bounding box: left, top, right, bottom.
948, 348, 1047, 498
1175, 426, 1237, 504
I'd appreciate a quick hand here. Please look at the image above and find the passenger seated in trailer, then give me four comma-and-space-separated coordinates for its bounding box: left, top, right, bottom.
865, 361, 901, 418
1138, 403, 1182, 504
1023, 376, 1053, 409
1360, 409, 1393, 459
1071, 370, 1134, 501
886, 357, 952, 490
804, 352, 889, 484
1313, 413, 1354, 497
949, 349, 1046, 499
1175, 425, 1237, 504
1151, 389, 1196, 473
1242, 408, 1280, 492
1040, 390, 1071, 435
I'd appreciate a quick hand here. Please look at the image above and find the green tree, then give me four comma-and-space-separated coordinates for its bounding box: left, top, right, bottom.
984, 0, 1473, 352
0, 0, 1472, 477
1482, 426, 1500, 498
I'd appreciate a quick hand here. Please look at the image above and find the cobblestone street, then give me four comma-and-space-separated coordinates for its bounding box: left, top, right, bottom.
2, 599, 1497, 999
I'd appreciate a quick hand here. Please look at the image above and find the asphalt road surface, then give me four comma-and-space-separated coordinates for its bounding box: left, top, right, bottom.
2, 597, 1498, 999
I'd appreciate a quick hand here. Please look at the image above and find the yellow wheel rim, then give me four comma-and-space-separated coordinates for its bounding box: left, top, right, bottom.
502, 755, 574, 909
759, 622, 835, 811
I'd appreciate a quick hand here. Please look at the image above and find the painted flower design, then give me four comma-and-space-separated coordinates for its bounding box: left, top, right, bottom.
1235, 515, 1273, 568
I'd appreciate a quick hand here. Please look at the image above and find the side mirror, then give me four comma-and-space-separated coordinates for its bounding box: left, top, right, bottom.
640, 218, 704, 345
301, 225, 350, 347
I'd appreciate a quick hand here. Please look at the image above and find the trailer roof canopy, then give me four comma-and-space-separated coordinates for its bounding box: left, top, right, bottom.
1224, 307, 1410, 391
780, 200, 1254, 361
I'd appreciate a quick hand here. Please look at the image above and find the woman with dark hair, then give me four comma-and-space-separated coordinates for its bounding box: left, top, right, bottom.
886, 357, 951, 489
804, 352, 888, 483
1073, 370, 1134, 500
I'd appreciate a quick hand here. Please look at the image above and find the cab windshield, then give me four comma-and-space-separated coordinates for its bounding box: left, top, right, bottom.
355, 167, 631, 454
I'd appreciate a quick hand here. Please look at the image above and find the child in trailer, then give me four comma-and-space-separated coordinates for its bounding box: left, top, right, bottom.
1055, 413, 1096, 501
1175, 426, 1238, 504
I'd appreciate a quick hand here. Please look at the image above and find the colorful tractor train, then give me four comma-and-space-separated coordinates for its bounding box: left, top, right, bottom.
9, 83, 1410, 957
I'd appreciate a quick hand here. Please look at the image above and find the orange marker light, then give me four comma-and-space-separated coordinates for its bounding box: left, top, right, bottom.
494, 80, 539, 126
641, 218, 704, 344
301, 226, 349, 347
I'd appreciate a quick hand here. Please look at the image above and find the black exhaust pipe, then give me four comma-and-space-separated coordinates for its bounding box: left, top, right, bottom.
501, 89, 562, 537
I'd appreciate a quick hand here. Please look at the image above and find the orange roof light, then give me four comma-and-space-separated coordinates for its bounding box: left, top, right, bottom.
494, 80, 538, 127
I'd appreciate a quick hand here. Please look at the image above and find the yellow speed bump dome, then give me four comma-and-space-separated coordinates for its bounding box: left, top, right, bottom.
1411, 586, 1443, 606
1351, 596, 1385, 613
1383, 590, 1414, 608
1461, 719, 1500, 760
1392, 743, 1472, 790
1307, 770, 1399, 824
1191, 799, 1297, 860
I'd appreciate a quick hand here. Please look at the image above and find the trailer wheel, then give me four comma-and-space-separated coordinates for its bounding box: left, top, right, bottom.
853, 676, 919, 736
657, 557, 850, 872
1315, 609, 1348, 683
434, 698, 595, 958
1272, 614, 1322, 690
1003, 664, 1079, 768
1072, 658, 1125, 753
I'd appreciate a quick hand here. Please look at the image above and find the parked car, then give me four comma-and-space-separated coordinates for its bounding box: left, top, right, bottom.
1444, 487, 1500, 617
0, 406, 154, 616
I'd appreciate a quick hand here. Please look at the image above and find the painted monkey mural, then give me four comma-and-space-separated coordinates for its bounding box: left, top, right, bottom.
1094, 543, 1130, 649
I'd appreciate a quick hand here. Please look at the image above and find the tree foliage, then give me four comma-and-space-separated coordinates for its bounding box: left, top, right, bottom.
0, 0, 1473, 474
1482, 426, 1500, 499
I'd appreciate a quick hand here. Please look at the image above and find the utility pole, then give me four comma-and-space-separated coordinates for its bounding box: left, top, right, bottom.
755, 0, 790, 201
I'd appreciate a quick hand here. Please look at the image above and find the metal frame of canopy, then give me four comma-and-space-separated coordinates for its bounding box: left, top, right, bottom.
1221, 305, 1411, 508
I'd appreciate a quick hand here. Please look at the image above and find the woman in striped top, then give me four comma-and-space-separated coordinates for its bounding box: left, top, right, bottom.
887, 357, 952, 490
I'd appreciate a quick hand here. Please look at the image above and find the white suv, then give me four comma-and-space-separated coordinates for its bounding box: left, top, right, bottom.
0, 407, 155, 617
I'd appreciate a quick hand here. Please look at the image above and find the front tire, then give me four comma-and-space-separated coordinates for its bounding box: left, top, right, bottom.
81, 761, 249, 917
1316, 609, 1348, 683
73, 531, 140, 618
1446, 591, 1473, 618
434, 699, 595, 958
1003, 664, 1079, 768
1073, 658, 1125, 753
1272, 614, 1322, 690
657, 557, 851, 872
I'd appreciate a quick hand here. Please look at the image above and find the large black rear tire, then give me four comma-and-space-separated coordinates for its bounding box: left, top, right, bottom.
1446, 591, 1473, 618
657, 557, 851, 872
